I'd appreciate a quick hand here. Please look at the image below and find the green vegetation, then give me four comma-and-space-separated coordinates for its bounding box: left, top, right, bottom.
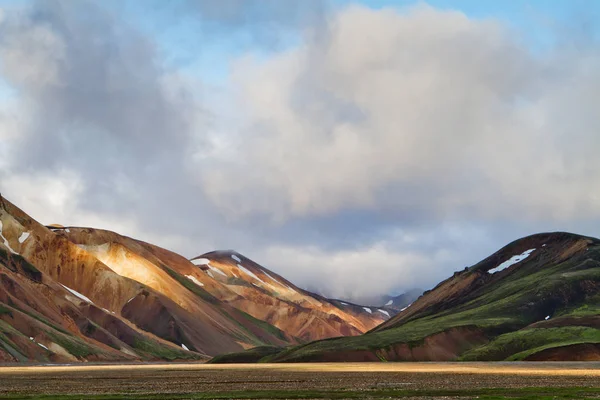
162, 265, 221, 304
46, 331, 98, 358
236, 311, 289, 342
131, 337, 199, 361
557, 293, 600, 318
162, 262, 288, 347
461, 327, 600, 361
0, 321, 27, 361
3, 387, 600, 399
0, 247, 42, 281
12, 305, 71, 335
0, 303, 13, 316
255, 241, 600, 362
208, 345, 285, 363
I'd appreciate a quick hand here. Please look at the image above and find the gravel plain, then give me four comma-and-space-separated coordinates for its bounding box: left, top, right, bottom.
1, 362, 600, 398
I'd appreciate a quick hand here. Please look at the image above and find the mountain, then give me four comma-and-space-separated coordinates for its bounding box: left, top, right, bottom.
379, 289, 423, 312
0, 196, 297, 362
214, 232, 600, 362
0, 195, 387, 362
186, 251, 387, 341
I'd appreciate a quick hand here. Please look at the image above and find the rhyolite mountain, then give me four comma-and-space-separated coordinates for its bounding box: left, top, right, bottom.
188, 251, 387, 341
378, 289, 423, 313
211, 232, 600, 362
0, 195, 388, 362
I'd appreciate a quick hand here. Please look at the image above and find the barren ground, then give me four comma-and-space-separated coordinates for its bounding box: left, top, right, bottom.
1, 362, 600, 399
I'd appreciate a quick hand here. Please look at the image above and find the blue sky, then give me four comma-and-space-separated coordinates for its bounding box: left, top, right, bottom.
116, 0, 600, 81
0, 0, 598, 97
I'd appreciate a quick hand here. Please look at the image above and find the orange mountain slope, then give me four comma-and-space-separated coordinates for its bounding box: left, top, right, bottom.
0, 195, 389, 362
0, 196, 289, 362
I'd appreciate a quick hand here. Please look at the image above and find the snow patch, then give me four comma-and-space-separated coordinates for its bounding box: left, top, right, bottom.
231, 254, 242, 262
18, 232, 30, 244
363, 307, 372, 314
209, 265, 227, 277
126, 296, 136, 304
340, 302, 348, 306
237, 264, 266, 284
65, 228, 70, 233
186, 275, 204, 287
385, 300, 393, 306
207, 270, 214, 278
29, 337, 49, 351
76, 242, 110, 253
542, 244, 547, 247
400, 303, 412, 312
378, 309, 390, 317
192, 258, 210, 266
489, 248, 536, 274
181, 344, 189, 351
61, 284, 93, 304
545, 315, 551, 320
262, 270, 282, 285
0, 220, 18, 254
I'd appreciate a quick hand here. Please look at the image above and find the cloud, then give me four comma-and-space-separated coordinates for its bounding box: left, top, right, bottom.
0, 0, 213, 248
201, 4, 600, 226
257, 223, 493, 304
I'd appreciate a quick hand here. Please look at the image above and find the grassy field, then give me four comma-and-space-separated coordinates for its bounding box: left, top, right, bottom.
1, 362, 600, 399
461, 327, 600, 361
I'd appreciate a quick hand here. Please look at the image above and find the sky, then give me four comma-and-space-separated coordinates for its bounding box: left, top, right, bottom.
0, 0, 599, 304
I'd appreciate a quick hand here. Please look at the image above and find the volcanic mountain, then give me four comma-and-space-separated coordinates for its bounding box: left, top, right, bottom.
188, 251, 387, 341
378, 289, 423, 313
214, 232, 600, 362
0, 195, 387, 362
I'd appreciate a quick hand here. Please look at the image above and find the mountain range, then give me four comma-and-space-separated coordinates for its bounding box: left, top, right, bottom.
211, 232, 600, 362
0, 195, 389, 362
3, 193, 600, 364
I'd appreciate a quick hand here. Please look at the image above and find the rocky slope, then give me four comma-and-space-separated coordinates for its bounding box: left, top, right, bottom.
215, 232, 600, 362
188, 251, 387, 341
0, 196, 290, 362
0, 195, 388, 362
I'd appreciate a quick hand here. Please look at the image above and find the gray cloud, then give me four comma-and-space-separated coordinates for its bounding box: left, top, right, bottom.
201, 4, 600, 224
0, 0, 210, 234
1, 1, 599, 302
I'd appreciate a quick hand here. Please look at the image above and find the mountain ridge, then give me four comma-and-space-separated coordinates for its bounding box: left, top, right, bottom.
0, 195, 388, 362
211, 231, 600, 362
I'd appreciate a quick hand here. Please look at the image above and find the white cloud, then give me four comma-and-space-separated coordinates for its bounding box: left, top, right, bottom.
201, 4, 600, 224
261, 240, 452, 303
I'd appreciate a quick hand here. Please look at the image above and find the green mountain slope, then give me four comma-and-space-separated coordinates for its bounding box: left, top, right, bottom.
213, 232, 600, 362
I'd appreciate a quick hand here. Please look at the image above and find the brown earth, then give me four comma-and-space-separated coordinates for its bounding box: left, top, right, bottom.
374, 232, 599, 334
0, 195, 388, 363
187, 250, 387, 341
525, 343, 600, 361
0, 197, 290, 362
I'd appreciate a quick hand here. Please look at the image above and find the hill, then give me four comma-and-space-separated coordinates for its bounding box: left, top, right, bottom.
213, 232, 600, 362
0, 195, 388, 362
188, 250, 387, 341
0, 196, 298, 362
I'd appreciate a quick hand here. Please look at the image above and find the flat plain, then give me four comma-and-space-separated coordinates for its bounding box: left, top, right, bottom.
1, 362, 600, 399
